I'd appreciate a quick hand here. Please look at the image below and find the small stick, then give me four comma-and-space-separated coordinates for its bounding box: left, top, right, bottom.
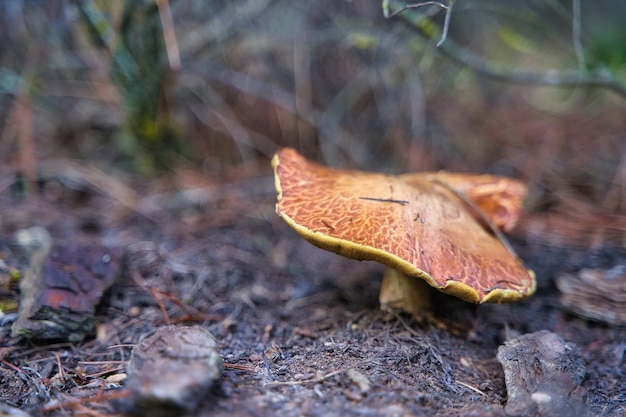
359, 197, 410, 205
1, 360, 23, 374
456, 379, 487, 397
224, 363, 257, 372
266, 369, 348, 386
39, 389, 131, 413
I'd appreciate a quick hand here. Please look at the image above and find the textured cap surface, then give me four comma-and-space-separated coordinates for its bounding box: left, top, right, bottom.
273, 148, 535, 303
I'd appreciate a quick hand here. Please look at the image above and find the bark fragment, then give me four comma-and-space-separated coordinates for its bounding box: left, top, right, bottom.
557, 266, 626, 325
120, 325, 223, 416
12, 228, 120, 341
497, 330, 588, 417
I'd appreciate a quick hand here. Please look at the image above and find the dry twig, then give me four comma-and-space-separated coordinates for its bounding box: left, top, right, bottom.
266, 368, 349, 386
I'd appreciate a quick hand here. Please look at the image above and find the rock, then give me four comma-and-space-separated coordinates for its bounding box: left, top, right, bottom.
120, 325, 223, 416
497, 330, 588, 417
12, 228, 120, 341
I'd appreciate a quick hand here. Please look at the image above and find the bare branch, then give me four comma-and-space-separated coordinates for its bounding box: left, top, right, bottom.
383, 1, 449, 18
439, 41, 626, 99
383, 0, 626, 99
437, 0, 454, 47
572, 0, 585, 69
383, 0, 454, 47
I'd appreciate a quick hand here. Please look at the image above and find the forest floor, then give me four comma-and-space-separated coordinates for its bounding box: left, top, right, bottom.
0, 168, 624, 417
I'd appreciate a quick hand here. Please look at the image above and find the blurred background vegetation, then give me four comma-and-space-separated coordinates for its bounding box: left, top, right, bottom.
1, 0, 625, 245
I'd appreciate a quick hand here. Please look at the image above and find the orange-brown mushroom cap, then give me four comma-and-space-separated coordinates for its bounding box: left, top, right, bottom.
273, 148, 536, 304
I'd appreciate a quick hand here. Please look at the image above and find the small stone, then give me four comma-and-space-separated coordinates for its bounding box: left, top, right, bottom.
120, 325, 223, 416
531, 392, 552, 405
347, 368, 371, 393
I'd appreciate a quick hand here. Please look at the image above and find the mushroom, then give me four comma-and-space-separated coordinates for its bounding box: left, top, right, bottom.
272, 148, 535, 314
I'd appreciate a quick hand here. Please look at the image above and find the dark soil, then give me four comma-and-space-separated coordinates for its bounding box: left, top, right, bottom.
0, 173, 624, 417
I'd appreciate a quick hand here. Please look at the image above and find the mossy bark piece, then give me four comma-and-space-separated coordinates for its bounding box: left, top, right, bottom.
12, 242, 120, 342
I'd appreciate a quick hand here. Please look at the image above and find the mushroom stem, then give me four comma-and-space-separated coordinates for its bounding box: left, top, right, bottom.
379, 268, 431, 314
